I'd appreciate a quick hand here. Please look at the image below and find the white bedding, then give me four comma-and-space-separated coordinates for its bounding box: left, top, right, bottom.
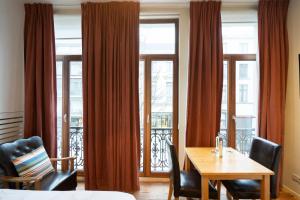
0, 189, 136, 200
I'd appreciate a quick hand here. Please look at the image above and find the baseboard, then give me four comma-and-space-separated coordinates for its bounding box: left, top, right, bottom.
282, 185, 300, 199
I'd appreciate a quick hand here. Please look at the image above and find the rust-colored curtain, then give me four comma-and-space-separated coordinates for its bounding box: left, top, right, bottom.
24, 4, 57, 158
81, 2, 140, 192
186, 1, 223, 147
258, 0, 289, 189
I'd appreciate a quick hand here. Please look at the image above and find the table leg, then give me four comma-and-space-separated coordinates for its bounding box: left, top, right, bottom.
261, 175, 270, 200
201, 176, 209, 200
185, 155, 191, 172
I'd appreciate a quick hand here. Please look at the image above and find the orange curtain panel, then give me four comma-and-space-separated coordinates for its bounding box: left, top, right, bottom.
258, 0, 290, 188
24, 4, 57, 158
186, 1, 223, 147
81, 2, 140, 192
258, 0, 289, 148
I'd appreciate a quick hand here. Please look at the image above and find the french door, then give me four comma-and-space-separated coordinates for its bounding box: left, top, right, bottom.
221, 54, 258, 154
139, 19, 179, 177
56, 55, 84, 173
139, 56, 178, 177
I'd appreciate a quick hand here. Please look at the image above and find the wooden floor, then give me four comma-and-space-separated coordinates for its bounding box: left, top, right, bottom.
78, 181, 298, 200
133, 182, 297, 200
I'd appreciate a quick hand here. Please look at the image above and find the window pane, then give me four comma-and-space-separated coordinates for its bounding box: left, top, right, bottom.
140, 23, 175, 54
239, 64, 249, 80
56, 61, 63, 160
56, 39, 82, 55
235, 61, 258, 155
220, 61, 228, 147
139, 60, 145, 172
222, 23, 257, 54
151, 61, 173, 173
69, 61, 84, 169
54, 15, 82, 55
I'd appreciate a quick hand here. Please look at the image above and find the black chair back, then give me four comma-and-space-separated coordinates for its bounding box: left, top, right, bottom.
0, 136, 43, 177
166, 138, 180, 194
249, 137, 281, 197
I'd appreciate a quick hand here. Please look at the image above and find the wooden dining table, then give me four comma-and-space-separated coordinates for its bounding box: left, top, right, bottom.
185, 147, 274, 200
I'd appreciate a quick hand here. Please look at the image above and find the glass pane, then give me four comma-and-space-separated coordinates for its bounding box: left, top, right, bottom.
69, 61, 84, 169
56, 61, 63, 160
222, 23, 257, 54
54, 15, 81, 39
56, 39, 82, 55
139, 60, 145, 172
140, 23, 176, 54
151, 61, 173, 173
54, 15, 82, 55
235, 61, 258, 155
220, 61, 228, 147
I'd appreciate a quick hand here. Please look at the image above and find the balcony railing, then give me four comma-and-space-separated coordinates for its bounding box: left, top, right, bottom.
68, 127, 172, 172
150, 128, 172, 172
140, 128, 173, 173
220, 127, 256, 155
60, 126, 255, 173
57, 126, 84, 170
69, 127, 84, 169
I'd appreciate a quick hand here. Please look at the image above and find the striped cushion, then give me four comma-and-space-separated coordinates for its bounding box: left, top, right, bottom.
12, 146, 54, 178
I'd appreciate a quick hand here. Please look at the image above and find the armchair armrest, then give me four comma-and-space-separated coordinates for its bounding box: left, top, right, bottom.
50, 157, 76, 172
0, 176, 41, 190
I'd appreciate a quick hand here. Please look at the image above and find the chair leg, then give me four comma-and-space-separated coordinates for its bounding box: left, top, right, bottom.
226, 190, 234, 200
174, 197, 179, 200
168, 181, 173, 200
217, 180, 221, 200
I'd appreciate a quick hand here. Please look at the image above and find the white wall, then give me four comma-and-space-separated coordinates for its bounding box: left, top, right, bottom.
283, 0, 300, 196
0, 0, 24, 113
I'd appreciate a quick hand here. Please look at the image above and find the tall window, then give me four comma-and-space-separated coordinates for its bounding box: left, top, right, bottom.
139, 19, 178, 177
55, 15, 84, 173
221, 22, 258, 154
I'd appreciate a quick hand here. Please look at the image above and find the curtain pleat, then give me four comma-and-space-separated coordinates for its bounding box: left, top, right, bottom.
186, 1, 223, 147
24, 4, 57, 158
81, 2, 140, 192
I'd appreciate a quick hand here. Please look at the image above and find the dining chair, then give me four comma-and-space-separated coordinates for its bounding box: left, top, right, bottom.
222, 136, 281, 200
166, 138, 218, 200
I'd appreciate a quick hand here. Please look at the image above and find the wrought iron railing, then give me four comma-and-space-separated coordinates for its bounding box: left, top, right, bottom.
140, 128, 144, 172
139, 128, 173, 173
61, 126, 255, 173
150, 128, 172, 172
69, 126, 84, 169
220, 128, 256, 155
68, 127, 173, 172
57, 127, 84, 170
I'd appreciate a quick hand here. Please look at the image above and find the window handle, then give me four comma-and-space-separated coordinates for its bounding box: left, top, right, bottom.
232, 115, 237, 121
64, 114, 68, 123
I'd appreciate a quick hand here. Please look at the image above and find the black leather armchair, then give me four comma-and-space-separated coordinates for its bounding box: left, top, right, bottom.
166, 139, 218, 200
222, 137, 281, 199
0, 136, 77, 190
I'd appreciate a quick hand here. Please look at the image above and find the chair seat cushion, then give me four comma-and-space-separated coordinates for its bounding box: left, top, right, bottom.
222, 179, 276, 199
179, 170, 218, 199
39, 170, 77, 191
